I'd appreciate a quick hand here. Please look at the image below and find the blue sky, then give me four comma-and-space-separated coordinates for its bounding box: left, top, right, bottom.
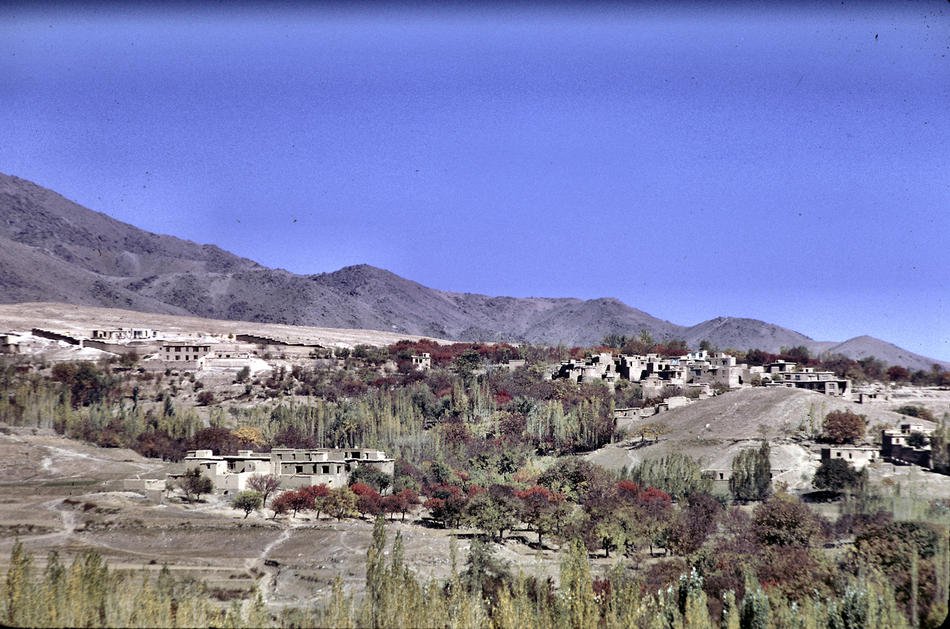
1, 2, 948, 360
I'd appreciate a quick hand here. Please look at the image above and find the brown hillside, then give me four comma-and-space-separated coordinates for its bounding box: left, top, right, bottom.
586, 387, 934, 491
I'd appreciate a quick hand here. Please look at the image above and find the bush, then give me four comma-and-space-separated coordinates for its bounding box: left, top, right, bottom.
896, 405, 935, 422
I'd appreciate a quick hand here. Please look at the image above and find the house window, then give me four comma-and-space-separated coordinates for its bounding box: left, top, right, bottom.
323, 465, 330, 474
296, 465, 303, 474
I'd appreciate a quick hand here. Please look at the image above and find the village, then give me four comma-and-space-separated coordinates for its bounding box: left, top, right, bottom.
1, 321, 942, 494
1, 311, 949, 627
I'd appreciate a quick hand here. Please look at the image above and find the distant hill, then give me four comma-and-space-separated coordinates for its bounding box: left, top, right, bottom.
820, 336, 946, 372
0, 172, 945, 369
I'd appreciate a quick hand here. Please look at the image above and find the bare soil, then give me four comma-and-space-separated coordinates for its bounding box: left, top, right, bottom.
0, 302, 451, 348
0, 429, 579, 613
587, 386, 950, 494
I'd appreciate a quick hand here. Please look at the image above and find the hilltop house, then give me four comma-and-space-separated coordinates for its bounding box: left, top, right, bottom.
552, 351, 851, 398
553, 350, 750, 392
91, 328, 158, 341
764, 362, 851, 396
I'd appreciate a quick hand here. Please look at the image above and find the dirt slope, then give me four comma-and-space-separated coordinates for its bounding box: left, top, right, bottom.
586, 387, 935, 491
0, 302, 450, 348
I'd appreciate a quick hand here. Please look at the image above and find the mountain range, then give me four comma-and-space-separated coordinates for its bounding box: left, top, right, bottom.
0, 172, 945, 370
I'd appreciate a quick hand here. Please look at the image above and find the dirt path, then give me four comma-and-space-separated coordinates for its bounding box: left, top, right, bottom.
246, 522, 300, 608
42, 444, 159, 477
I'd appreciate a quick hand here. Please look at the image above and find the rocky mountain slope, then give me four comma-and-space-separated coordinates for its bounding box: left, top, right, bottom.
0, 172, 944, 369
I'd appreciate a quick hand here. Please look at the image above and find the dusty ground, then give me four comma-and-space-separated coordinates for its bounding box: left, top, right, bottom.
587, 387, 949, 494
0, 302, 452, 348
0, 428, 578, 614
884, 386, 950, 421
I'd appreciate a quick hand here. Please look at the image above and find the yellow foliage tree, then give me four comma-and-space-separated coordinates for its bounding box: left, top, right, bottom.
233, 426, 266, 447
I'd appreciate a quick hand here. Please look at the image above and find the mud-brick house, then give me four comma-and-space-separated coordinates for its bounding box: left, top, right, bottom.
882, 423, 935, 468
411, 353, 432, 371
161, 341, 213, 370
91, 328, 158, 341
180, 447, 395, 494
0, 333, 20, 354
819, 445, 880, 470
765, 362, 851, 397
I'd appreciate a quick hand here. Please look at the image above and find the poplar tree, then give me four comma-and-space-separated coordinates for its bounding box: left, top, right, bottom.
559, 539, 598, 629
729, 441, 772, 503
4, 541, 32, 627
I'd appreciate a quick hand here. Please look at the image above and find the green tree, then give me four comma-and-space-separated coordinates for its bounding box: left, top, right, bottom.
365, 517, 386, 627
348, 465, 392, 493
178, 467, 213, 501
461, 538, 511, 597
740, 576, 771, 629
453, 349, 481, 382
464, 490, 518, 542
729, 441, 772, 503
5, 541, 32, 627
559, 538, 598, 629
593, 514, 627, 558
325, 486, 358, 520
628, 452, 710, 501
906, 431, 930, 448
812, 458, 866, 494
232, 490, 263, 518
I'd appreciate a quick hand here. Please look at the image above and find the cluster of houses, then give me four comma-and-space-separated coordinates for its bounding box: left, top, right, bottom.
552, 350, 851, 398
0, 327, 312, 377
2, 327, 444, 383
814, 422, 937, 474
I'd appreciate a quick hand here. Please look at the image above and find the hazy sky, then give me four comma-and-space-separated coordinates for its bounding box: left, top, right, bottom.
1, 2, 948, 360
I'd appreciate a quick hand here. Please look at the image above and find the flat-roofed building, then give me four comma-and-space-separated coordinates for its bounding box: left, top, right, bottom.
180, 447, 394, 494
820, 445, 880, 470
161, 341, 213, 370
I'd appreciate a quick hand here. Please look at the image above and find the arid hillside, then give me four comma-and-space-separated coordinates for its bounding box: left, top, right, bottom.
0, 302, 448, 348
1, 172, 945, 369
587, 387, 943, 492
